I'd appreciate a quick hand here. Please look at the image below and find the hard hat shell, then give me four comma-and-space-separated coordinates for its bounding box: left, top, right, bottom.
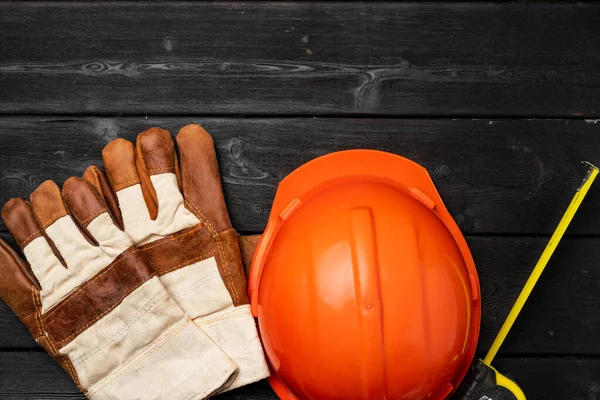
249, 150, 481, 400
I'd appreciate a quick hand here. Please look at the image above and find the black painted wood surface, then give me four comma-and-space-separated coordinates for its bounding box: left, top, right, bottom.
1, 2, 599, 400
1, 352, 599, 400
3, 117, 600, 235
2, 3, 600, 117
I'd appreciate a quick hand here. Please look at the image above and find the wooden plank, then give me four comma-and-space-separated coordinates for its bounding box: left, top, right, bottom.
0, 350, 277, 399
492, 358, 600, 400
1, 232, 599, 355
2, 3, 600, 116
0, 351, 82, 400
0, 351, 597, 399
1, 117, 600, 235
472, 236, 600, 357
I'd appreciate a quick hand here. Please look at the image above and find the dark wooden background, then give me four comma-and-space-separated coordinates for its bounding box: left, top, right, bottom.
1, 2, 600, 399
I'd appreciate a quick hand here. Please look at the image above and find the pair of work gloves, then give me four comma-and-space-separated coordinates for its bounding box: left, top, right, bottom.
0, 125, 269, 399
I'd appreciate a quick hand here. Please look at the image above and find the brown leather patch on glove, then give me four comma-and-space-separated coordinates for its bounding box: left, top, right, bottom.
43, 247, 154, 347
98, 124, 251, 306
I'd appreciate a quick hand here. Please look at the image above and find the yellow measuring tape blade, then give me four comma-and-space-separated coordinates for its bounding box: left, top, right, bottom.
484, 162, 599, 365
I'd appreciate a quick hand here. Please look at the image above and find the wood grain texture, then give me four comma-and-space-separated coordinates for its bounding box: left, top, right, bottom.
1, 117, 600, 234
1, 2, 600, 398
0, 351, 598, 400
0, 231, 599, 356
0, 350, 277, 399
2, 3, 600, 116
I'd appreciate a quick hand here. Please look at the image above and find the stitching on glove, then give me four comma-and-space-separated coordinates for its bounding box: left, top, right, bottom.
147, 166, 175, 174
44, 248, 139, 319
32, 286, 44, 344
138, 226, 216, 275
167, 266, 219, 302
115, 178, 140, 191
43, 248, 157, 348
21, 230, 41, 247
54, 269, 157, 349
62, 194, 109, 227
72, 284, 169, 366
42, 210, 68, 229
32, 286, 82, 389
184, 199, 239, 305
139, 224, 203, 251
158, 249, 215, 276
80, 208, 108, 226
195, 305, 250, 326
138, 232, 183, 251
86, 319, 191, 397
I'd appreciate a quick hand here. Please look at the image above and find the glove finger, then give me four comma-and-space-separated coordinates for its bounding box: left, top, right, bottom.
102, 138, 153, 235
173, 148, 183, 192
0, 238, 40, 329
31, 181, 130, 311
136, 128, 197, 230
102, 138, 142, 194
30, 180, 105, 273
176, 124, 232, 232
2, 197, 65, 308
2, 197, 45, 251
83, 166, 124, 230
62, 177, 132, 258
134, 128, 168, 221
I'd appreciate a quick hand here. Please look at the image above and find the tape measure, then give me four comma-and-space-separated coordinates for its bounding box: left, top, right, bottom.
455, 161, 598, 400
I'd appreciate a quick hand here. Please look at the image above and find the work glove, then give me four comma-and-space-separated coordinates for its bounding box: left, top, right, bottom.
238, 234, 261, 277
0, 178, 238, 399
83, 124, 269, 392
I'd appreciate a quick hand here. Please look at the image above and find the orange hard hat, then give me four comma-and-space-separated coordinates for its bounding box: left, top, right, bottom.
249, 150, 481, 400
